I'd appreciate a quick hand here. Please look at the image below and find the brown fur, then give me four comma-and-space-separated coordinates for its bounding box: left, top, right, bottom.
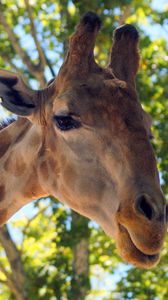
0, 12, 167, 269
23, 169, 46, 199
0, 131, 11, 158
39, 160, 49, 180
4, 152, 26, 176
0, 209, 7, 224
0, 185, 5, 201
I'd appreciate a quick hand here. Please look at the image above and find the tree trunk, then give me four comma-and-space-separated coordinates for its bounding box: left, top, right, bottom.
0, 225, 29, 300
70, 212, 90, 300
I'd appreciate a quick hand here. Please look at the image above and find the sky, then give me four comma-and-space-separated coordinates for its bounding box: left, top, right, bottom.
153, 0, 168, 10
0, 0, 168, 298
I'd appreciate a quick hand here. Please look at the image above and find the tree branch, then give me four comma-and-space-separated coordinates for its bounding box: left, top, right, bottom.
21, 203, 50, 250
44, 52, 56, 77
0, 262, 15, 289
24, 0, 46, 68
0, 10, 46, 86
24, 0, 56, 78
0, 53, 28, 82
0, 11, 35, 72
0, 225, 29, 300
118, 4, 131, 25
0, 262, 21, 298
0, 261, 10, 277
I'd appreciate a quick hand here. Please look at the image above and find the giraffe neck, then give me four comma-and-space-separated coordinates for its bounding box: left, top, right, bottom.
0, 118, 48, 225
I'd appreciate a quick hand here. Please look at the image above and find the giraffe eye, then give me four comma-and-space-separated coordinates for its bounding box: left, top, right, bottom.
54, 115, 81, 131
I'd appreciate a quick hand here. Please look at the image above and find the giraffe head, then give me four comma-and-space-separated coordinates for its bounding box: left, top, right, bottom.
0, 12, 167, 268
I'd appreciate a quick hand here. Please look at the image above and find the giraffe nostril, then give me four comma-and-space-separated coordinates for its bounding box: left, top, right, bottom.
135, 195, 155, 220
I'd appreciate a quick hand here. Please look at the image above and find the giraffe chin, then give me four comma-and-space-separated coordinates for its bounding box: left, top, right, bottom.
116, 225, 160, 269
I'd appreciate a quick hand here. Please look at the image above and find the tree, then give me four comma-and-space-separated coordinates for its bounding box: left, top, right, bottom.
0, 0, 168, 299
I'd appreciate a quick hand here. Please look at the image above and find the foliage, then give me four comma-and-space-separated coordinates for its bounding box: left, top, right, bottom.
0, 199, 119, 300
0, 0, 168, 299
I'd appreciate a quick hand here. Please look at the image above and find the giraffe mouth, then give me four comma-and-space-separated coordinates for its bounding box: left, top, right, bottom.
117, 224, 160, 268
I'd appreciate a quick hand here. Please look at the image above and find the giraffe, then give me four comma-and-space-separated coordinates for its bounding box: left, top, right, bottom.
0, 12, 167, 268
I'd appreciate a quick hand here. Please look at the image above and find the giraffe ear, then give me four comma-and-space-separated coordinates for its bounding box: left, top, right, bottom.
0, 70, 37, 116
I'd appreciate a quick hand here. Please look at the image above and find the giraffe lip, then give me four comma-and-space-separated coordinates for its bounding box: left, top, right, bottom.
118, 224, 160, 266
